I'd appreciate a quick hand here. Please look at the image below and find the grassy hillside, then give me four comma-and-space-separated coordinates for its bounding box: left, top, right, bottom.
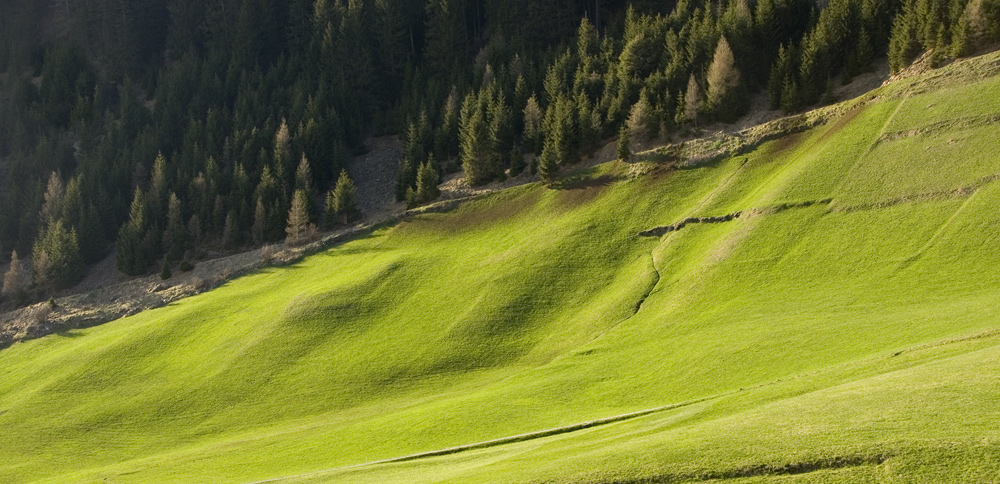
3, 53, 1000, 483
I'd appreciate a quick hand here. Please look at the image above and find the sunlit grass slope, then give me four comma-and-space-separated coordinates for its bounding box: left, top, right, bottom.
3, 53, 1000, 483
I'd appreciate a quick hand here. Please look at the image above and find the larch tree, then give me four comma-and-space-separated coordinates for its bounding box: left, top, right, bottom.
706, 36, 744, 122
679, 74, 702, 127
2, 250, 31, 303
285, 189, 314, 245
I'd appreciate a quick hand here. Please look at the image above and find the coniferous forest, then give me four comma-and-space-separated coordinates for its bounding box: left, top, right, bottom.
1, 0, 998, 302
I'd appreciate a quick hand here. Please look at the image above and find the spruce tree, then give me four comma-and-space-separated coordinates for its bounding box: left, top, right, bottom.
460, 94, 494, 186
163, 193, 186, 261
617, 125, 631, 162
331, 169, 360, 224
416, 159, 441, 204
116, 188, 148, 276
538, 135, 560, 186
294, 155, 314, 202
252, 199, 267, 245
33, 220, 83, 292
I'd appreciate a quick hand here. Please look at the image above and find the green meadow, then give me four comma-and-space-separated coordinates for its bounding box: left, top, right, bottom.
3, 53, 1000, 483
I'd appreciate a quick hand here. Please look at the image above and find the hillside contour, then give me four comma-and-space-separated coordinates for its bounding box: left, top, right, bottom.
3, 52, 1000, 483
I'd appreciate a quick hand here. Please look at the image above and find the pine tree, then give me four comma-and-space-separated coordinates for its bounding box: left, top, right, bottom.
331, 169, 359, 224
617, 125, 631, 162
286, 189, 314, 245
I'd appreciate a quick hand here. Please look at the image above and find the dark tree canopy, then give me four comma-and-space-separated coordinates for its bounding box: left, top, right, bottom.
0, 0, 994, 303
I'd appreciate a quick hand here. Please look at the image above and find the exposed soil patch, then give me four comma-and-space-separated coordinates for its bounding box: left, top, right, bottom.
639, 199, 832, 237
421, 189, 543, 234
769, 130, 807, 156
551, 173, 618, 210
609, 453, 891, 483
817, 103, 865, 143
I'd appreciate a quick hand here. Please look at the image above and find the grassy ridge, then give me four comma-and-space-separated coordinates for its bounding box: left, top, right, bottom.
4, 53, 1000, 483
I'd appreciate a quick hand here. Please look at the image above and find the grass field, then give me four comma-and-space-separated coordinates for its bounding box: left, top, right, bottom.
3, 53, 1000, 483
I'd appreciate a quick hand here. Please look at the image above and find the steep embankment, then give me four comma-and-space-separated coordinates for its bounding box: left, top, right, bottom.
3, 53, 1000, 483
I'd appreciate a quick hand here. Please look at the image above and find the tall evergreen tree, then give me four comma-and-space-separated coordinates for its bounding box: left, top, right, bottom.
329, 169, 360, 225
33, 219, 83, 292
617, 124, 631, 162
538, 135, 560, 186
116, 188, 149, 276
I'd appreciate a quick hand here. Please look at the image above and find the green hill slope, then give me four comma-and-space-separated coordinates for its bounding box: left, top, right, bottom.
4, 53, 1000, 483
